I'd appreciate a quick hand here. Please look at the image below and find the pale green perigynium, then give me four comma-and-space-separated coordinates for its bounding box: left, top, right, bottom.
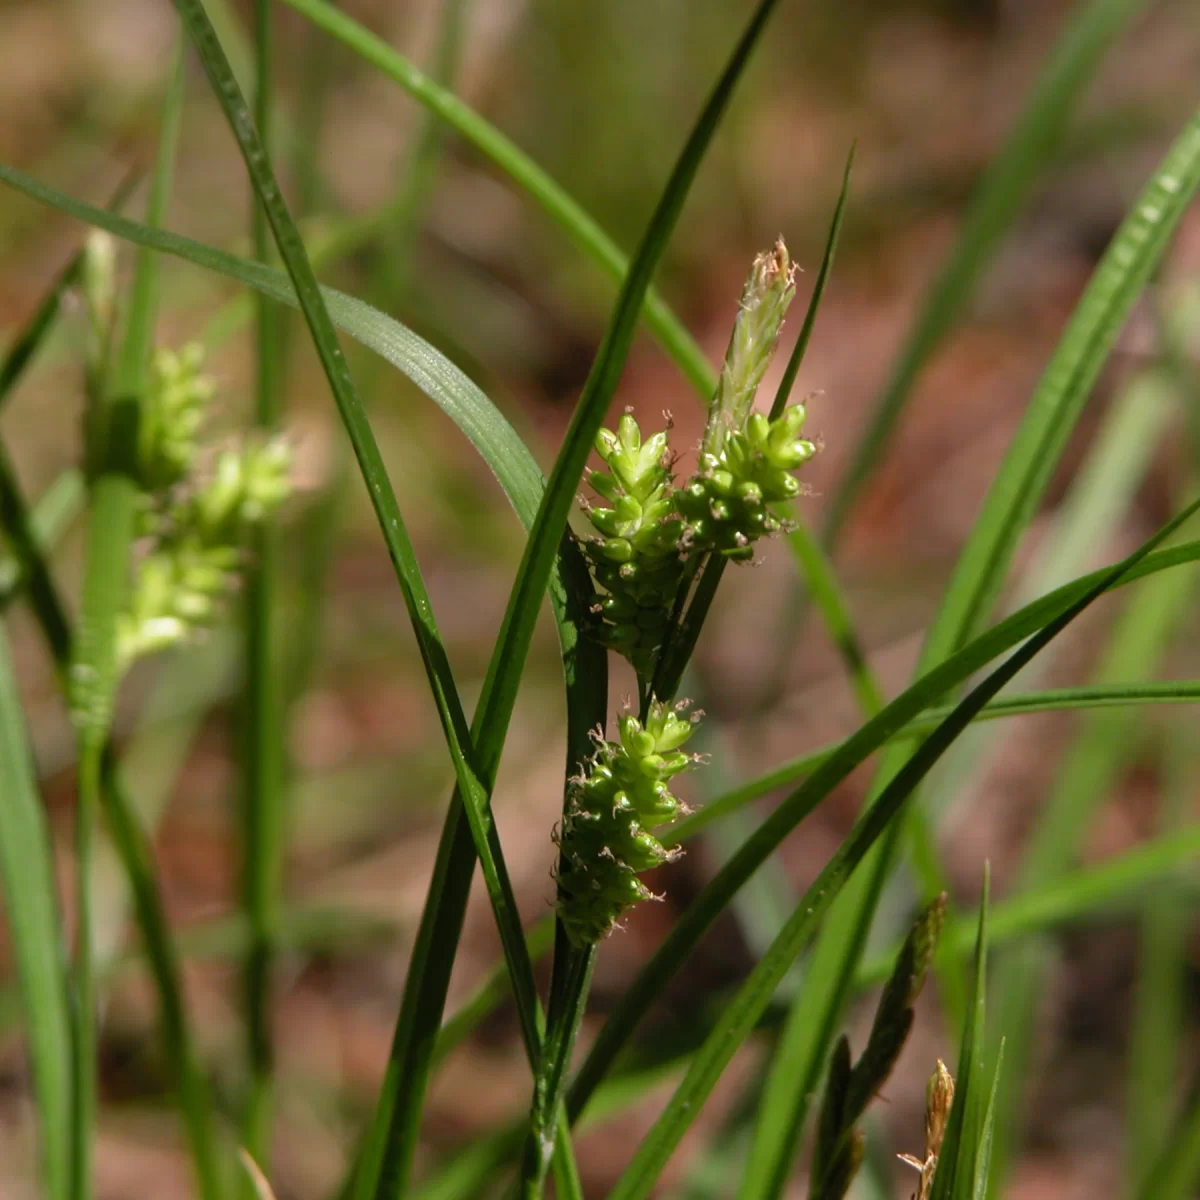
580, 238, 818, 672
582, 412, 685, 677
555, 700, 701, 946
677, 402, 816, 560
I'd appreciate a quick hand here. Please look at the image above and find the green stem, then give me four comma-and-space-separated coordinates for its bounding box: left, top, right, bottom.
69, 468, 140, 1200
520, 935, 596, 1198
241, 0, 285, 1179
70, 737, 102, 1200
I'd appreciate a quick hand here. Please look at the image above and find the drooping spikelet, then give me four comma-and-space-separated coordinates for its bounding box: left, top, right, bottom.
555, 700, 700, 946
581, 413, 685, 678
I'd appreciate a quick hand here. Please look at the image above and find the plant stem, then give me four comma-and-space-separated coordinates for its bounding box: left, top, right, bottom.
241, 0, 286, 1181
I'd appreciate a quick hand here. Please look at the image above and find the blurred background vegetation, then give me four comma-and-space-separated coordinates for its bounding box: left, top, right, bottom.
1, 0, 1199, 1196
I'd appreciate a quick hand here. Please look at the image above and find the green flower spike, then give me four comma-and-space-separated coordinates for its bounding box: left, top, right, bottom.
555, 700, 701, 947
118, 436, 291, 668
138, 343, 217, 491
705, 237, 796, 457
582, 412, 685, 677
677, 401, 817, 560
677, 236, 817, 560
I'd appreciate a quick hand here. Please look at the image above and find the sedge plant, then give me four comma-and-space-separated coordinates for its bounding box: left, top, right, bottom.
1, 4, 1200, 1200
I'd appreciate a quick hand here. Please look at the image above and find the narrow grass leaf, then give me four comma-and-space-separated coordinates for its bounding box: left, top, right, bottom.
734, 102, 1200, 1196
972, 1041, 1005, 1200
601, 498, 1200, 1200
1126, 728, 1193, 1192
0, 470, 83, 604
929, 868, 990, 1200
69, 48, 187, 1200
986, 551, 1197, 1192
171, 6, 570, 1195
0, 626, 72, 1200
566, 533, 1200, 1123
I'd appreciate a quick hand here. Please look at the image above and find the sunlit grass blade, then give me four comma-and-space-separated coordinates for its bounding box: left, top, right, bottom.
171, 2, 575, 1192
351, 0, 782, 1189
0, 625, 72, 1200
919, 365, 1175, 842
731, 101, 1200, 1195
972, 1042, 1004, 1200
565, 531, 1200, 1127
986, 550, 1196, 1192
929, 868, 990, 1200
601, 497, 1200, 1200
823, 0, 1154, 542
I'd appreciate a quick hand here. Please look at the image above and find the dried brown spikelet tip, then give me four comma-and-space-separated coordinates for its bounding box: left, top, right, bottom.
926, 1058, 955, 1160
898, 1059, 955, 1200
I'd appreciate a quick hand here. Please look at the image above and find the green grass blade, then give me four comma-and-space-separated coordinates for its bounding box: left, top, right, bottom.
1135, 1082, 1200, 1200
241, 0, 286, 1179
69, 47, 187, 1200
0, 470, 83, 604
0, 624, 72, 1200
920, 365, 1175, 837
857, 822, 1200, 989
278, 0, 714, 397
770, 146, 854, 424
565, 534, 1200, 1123
0, 253, 83, 408
986, 550, 1197, 1192
1125, 728, 1191, 1196
602, 498, 1199, 1200
99, 758, 225, 1200
172, 0, 568, 1187
917, 105, 1200, 661
929, 868, 991, 1200
733, 100, 1200, 1192
972, 1042, 1005, 1200
823, 0, 1154, 542
339, 1, 781, 1193
0, 466, 221, 1200
70, 473, 141, 1200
